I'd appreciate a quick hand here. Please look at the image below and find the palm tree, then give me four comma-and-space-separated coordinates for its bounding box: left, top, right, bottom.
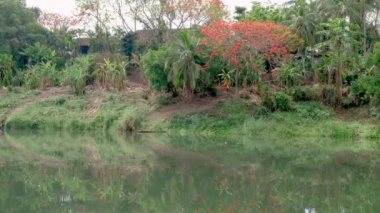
317, 0, 375, 51
316, 18, 362, 105
165, 30, 201, 99
284, 0, 320, 47
284, 0, 321, 81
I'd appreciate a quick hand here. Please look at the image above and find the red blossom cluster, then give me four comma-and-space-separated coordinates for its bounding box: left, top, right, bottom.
200, 20, 301, 69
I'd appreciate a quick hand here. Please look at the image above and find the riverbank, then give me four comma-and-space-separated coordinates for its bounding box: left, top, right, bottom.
1, 86, 380, 139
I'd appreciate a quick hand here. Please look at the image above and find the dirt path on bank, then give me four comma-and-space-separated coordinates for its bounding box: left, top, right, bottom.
0, 87, 69, 130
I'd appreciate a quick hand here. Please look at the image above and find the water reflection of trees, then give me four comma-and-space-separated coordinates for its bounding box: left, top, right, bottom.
0, 134, 379, 212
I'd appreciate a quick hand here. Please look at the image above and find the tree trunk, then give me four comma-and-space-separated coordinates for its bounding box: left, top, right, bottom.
235, 69, 239, 96
328, 65, 334, 85
335, 60, 343, 106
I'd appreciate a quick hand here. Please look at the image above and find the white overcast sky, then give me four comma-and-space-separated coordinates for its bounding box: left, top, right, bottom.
26, 0, 288, 16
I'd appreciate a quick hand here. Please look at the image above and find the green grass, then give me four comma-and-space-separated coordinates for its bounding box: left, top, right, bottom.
3, 88, 380, 139
153, 100, 380, 139
4, 92, 150, 132
0, 88, 40, 119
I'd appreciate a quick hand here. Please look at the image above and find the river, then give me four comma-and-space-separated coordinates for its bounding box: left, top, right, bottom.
0, 131, 379, 212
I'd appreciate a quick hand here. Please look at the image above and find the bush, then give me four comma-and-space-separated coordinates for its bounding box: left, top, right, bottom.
117, 107, 147, 132
289, 85, 322, 102
0, 53, 13, 87
261, 91, 293, 112
278, 60, 302, 88
95, 57, 128, 90
22, 42, 56, 65
62, 56, 93, 95
367, 42, 380, 68
351, 74, 371, 105
23, 61, 60, 89
157, 95, 175, 106
273, 92, 293, 111
289, 86, 307, 101
141, 45, 172, 91
322, 85, 336, 106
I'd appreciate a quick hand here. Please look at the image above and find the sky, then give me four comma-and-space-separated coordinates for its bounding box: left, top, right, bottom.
26, 0, 288, 16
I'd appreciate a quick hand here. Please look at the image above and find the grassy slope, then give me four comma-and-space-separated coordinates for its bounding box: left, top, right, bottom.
4, 91, 150, 132
2, 88, 380, 139
149, 100, 380, 139
0, 88, 40, 119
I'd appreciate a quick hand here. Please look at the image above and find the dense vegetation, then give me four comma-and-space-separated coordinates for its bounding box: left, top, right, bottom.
0, 0, 379, 133
1, 1, 380, 211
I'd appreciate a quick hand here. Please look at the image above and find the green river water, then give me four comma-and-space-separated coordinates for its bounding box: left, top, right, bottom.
0, 131, 379, 212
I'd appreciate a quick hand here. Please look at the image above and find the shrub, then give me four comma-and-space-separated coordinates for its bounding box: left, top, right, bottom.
273, 92, 293, 111
351, 74, 371, 105
62, 56, 93, 95
117, 107, 147, 132
95, 58, 128, 90
289, 86, 307, 101
23, 66, 41, 89
0, 53, 13, 87
322, 85, 336, 106
289, 85, 322, 102
141, 45, 173, 91
278, 60, 302, 88
367, 42, 380, 68
22, 42, 56, 65
157, 95, 175, 106
23, 61, 60, 89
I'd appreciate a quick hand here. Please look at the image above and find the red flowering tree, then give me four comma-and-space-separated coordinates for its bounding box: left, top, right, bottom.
200, 20, 301, 94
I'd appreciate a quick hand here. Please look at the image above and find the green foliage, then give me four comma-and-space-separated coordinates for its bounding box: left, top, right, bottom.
141, 45, 172, 91
117, 106, 148, 132
0, 53, 13, 86
316, 18, 362, 105
22, 42, 56, 65
0, 0, 50, 66
278, 60, 303, 88
352, 69, 380, 118
234, 6, 247, 21
122, 32, 136, 58
95, 57, 128, 90
23, 61, 60, 89
273, 92, 293, 111
157, 95, 175, 106
289, 85, 322, 102
367, 42, 380, 69
245, 2, 284, 22
63, 56, 94, 95
322, 85, 337, 105
166, 30, 201, 97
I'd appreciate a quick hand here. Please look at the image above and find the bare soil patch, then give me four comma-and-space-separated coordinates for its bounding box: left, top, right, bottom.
149, 90, 234, 120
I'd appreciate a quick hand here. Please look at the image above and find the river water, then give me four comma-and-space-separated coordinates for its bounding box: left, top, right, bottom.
0, 132, 379, 212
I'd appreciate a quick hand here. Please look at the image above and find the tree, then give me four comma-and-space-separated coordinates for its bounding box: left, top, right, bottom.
166, 30, 201, 99
0, 0, 50, 66
38, 12, 79, 33
316, 18, 362, 105
110, 0, 227, 42
284, 0, 320, 47
234, 6, 246, 21
317, 0, 379, 52
200, 20, 300, 95
245, 2, 284, 22
76, 0, 113, 52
